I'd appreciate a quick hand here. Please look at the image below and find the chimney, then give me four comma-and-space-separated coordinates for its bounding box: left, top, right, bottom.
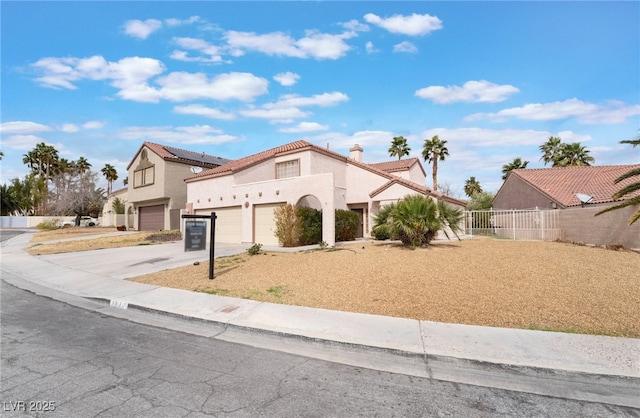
349, 144, 363, 162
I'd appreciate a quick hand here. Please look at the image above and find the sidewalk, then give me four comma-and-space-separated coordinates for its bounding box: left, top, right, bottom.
2, 230, 639, 383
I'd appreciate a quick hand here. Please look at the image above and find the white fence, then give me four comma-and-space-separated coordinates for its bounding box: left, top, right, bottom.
465, 209, 561, 241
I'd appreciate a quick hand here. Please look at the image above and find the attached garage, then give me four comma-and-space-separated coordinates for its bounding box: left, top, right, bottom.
196, 206, 242, 243
254, 203, 285, 246
138, 205, 165, 231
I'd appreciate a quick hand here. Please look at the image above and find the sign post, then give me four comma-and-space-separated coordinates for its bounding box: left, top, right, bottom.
181, 212, 217, 279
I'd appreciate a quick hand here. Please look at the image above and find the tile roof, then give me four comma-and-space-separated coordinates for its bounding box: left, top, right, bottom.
507, 165, 640, 207
128, 142, 230, 169
369, 158, 422, 173
186, 139, 466, 206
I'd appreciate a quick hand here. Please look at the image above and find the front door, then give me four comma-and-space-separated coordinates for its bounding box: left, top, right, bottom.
351, 208, 364, 238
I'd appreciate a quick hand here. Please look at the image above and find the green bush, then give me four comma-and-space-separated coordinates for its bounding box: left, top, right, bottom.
247, 243, 263, 255
372, 203, 396, 240
274, 204, 299, 247
296, 206, 322, 245
335, 209, 358, 242
36, 219, 61, 231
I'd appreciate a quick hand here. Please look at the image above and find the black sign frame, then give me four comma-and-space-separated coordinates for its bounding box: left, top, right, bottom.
181, 212, 217, 279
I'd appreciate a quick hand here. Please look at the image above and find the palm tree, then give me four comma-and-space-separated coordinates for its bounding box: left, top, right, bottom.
388, 136, 411, 160
22, 142, 59, 214
372, 194, 462, 247
596, 137, 640, 225
422, 135, 449, 192
101, 163, 118, 195
502, 157, 529, 180
555, 142, 594, 166
464, 176, 482, 198
539, 136, 563, 166
74, 156, 92, 175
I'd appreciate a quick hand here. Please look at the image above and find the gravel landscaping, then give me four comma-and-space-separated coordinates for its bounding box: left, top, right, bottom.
129, 239, 640, 338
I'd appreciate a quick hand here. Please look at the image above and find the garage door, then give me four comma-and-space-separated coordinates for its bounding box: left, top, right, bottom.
254, 203, 285, 246
196, 207, 242, 243
139, 205, 165, 231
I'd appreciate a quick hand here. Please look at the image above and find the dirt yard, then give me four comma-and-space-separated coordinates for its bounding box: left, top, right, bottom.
129, 240, 640, 338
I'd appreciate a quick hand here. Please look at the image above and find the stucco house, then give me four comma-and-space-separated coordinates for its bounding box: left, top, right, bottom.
493, 165, 640, 248
125, 142, 229, 231
185, 140, 465, 246
100, 187, 128, 227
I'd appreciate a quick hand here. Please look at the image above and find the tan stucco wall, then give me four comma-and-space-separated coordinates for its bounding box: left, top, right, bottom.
493, 175, 557, 210
559, 204, 640, 249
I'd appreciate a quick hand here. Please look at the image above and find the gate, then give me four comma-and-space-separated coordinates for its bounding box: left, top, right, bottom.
465, 209, 561, 241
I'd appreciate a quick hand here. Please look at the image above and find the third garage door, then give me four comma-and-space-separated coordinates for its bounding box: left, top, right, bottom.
254, 203, 285, 246
196, 207, 242, 243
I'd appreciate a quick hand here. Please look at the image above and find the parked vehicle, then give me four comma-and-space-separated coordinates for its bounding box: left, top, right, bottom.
60, 216, 100, 228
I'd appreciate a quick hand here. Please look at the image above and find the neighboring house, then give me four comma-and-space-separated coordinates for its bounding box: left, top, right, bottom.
125, 142, 229, 231
100, 187, 128, 227
493, 165, 640, 248
185, 140, 465, 246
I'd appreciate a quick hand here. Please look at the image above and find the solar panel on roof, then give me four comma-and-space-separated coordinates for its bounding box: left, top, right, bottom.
165, 146, 229, 166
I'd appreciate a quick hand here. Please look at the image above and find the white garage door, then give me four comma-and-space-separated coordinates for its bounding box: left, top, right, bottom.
196, 207, 242, 243
139, 205, 165, 231
254, 203, 285, 246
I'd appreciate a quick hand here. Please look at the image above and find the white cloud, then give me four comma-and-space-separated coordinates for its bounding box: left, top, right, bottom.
1, 134, 48, 150
364, 13, 443, 36
174, 104, 236, 120
155, 72, 268, 102
60, 124, 79, 133
171, 37, 224, 63
270, 92, 349, 108
117, 125, 241, 145
31, 56, 268, 103
465, 98, 640, 124
82, 121, 105, 129
124, 19, 163, 39
279, 122, 329, 133
0, 121, 52, 134
240, 106, 311, 124
416, 80, 520, 104
273, 72, 300, 87
365, 41, 379, 54
225, 30, 352, 60
165, 16, 200, 27
393, 41, 418, 54
341, 19, 369, 32
420, 127, 591, 148
309, 130, 396, 150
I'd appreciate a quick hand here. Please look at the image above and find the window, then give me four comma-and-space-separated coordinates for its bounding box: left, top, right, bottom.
134, 166, 155, 188
276, 160, 300, 179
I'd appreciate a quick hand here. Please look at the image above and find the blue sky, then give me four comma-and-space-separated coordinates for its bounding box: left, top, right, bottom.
1, 1, 639, 196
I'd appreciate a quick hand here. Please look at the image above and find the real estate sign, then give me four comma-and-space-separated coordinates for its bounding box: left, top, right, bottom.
184, 220, 207, 252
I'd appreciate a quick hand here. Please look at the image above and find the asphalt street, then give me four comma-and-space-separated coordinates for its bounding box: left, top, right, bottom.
3, 280, 637, 417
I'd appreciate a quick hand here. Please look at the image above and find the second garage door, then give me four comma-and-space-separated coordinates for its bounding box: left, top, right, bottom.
196, 206, 242, 243
254, 203, 285, 246
139, 205, 165, 231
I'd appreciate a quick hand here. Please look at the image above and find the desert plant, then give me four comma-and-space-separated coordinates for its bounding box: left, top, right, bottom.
296, 206, 322, 245
373, 195, 463, 247
247, 243, 263, 255
36, 219, 60, 231
372, 203, 397, 240
335, 209, 358, 242
274, 204, 299, 247
112, 197, 125, 214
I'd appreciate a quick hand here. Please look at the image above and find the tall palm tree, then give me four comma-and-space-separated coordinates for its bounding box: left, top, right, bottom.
422, 135, 449, 191
539, 136, 563, 166
502, 157, 529, 180
22, 142, 59, 214
463, 176, 483, 198
596, 137, 640, 225
101, 163, 118, 195
555, 142, 595, 167
388, 136, 411, 160
74, 156, 92, 175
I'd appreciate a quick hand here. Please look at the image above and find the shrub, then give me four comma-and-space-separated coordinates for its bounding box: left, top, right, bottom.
112, 197, 126, 215
248, 243, 263, 255
372, 203, 396, 240
36, 219, 60, 231
335, 209, 358, 242
146, 230, 182, 242
296, 206, 322, 245
274, 204, 299, 247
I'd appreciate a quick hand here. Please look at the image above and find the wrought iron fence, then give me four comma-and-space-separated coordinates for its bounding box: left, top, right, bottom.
465, 209, 561, 241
